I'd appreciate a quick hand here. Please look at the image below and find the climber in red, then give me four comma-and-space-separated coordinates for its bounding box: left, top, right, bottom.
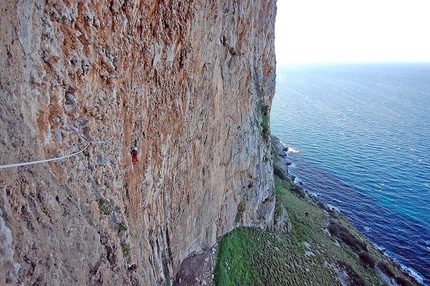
131, 147, 138, 164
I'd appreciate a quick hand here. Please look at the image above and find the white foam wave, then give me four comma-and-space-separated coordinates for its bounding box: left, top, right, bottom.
373, 243, 386, 253
326, 204, 340, 213
400, 264, 424, 285
287, 146, 299, 153
385, 251, 425, 285
309, 192, 319, 197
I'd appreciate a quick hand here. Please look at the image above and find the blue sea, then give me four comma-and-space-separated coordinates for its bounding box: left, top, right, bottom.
271, 63, 430, 285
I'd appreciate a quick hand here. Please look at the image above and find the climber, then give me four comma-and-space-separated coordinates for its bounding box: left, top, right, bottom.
131, 147, 138, 164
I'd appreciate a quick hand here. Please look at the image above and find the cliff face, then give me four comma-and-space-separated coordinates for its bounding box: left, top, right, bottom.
0, 0, 276, 284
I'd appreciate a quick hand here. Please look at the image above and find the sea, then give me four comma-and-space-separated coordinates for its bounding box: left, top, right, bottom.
271, 63, 430, 285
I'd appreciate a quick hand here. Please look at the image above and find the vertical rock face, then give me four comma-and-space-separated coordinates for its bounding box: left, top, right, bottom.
0, 0, 276, 284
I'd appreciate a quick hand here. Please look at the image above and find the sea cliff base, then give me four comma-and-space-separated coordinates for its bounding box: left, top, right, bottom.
208, 136, 421, 286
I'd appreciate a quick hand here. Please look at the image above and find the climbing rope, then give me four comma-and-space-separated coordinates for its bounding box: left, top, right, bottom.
0, 143, 90, 170
0, 123, 120, 170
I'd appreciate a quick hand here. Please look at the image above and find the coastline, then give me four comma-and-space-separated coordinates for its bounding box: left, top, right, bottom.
177, 136, 423, 285
272, 136, 424, 285
272, 63, 430, 285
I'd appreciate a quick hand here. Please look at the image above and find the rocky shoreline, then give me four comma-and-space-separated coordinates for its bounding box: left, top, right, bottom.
172, 136, 422, 285
271, 136, 422, 286
209, 136, 421, 285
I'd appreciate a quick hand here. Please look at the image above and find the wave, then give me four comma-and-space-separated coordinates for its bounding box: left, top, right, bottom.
325, 204, 340, 213
373, 243, 386, 252
373, 245, 425, 285
286, 146, 300, 153
399, 263, 425, 285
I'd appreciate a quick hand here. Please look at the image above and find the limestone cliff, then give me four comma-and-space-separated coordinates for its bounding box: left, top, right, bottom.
0, 0, 276, 284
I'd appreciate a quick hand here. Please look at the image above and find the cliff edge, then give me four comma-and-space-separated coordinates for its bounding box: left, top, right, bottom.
0, 0, 276, 284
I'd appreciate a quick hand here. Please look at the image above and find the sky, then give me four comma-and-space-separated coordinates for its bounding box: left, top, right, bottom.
275, 0, 430, 64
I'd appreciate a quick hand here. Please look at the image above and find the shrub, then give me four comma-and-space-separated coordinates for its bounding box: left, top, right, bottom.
258, 101, 270, 142
317, 201, 326, 209
261, 104, 269, 116
122, 243, 131, 256
358, 251, 375, 268
98, 199, 112, 215
338, 261, 366, 286
291, 186, 306, 199
273, 163, 287, 180
294, 222, 309, 243
339, 230, 366, 252
327, 221, 366, 253
235, 201, 246, 223
118, 221, 128, 235
327, 222, 340, 237
261, 117, 270, 142
377, 262, 395, 278
395, 276, 413, 286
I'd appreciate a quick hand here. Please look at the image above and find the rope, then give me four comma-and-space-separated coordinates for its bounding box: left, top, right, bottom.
0, 143, 90, 170
0, 122, 120, 170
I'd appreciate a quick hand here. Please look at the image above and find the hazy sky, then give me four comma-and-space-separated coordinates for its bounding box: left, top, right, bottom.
275, 0, 430, 64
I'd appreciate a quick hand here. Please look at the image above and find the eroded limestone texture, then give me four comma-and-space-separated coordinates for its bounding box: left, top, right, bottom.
0, 0, 276, 284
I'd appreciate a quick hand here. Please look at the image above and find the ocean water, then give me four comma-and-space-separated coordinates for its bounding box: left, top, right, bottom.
271, 63, 430, 285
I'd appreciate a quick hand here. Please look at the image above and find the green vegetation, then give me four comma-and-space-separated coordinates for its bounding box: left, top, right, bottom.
213, 139, 420, 285
377, 262, 395, 278
273, 176, 290, 227
122, 243, 131, 257
257, 100, 270, 142
235, 201, 246, 223
118, 221, 128, 236
98, 199, 112, 215
273, 162, 287, 181
213, 228, 260, 285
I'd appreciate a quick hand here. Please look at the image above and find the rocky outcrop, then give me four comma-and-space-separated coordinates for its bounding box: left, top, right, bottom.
0, 0, 276, 284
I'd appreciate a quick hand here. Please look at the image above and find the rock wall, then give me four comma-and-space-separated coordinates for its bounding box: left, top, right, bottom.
0, 0, 276, 284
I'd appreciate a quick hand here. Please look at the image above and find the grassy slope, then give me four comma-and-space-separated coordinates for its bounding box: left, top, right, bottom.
213, 143, 420, 285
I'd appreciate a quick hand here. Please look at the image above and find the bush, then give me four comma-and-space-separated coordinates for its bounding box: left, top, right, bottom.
327, 222, 340, 237
273, 164, 287, 180
294, 222, 309, 243
261, 104, 269, 116
118, 222, 128, 235
395, 276, 413, 286
261, 117, 270, 142
338, 261, 366, 286
122, 243, 131, 257
328, 222, 366, 253
358, 251, 375, 268
98, 199, 112, 215
258, 101, 270, 142
339, 230, 366, 252
317, 201, 326, 209
290, 186, 306, 199
377, 262, 395, 278
235, 201, 246, 223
